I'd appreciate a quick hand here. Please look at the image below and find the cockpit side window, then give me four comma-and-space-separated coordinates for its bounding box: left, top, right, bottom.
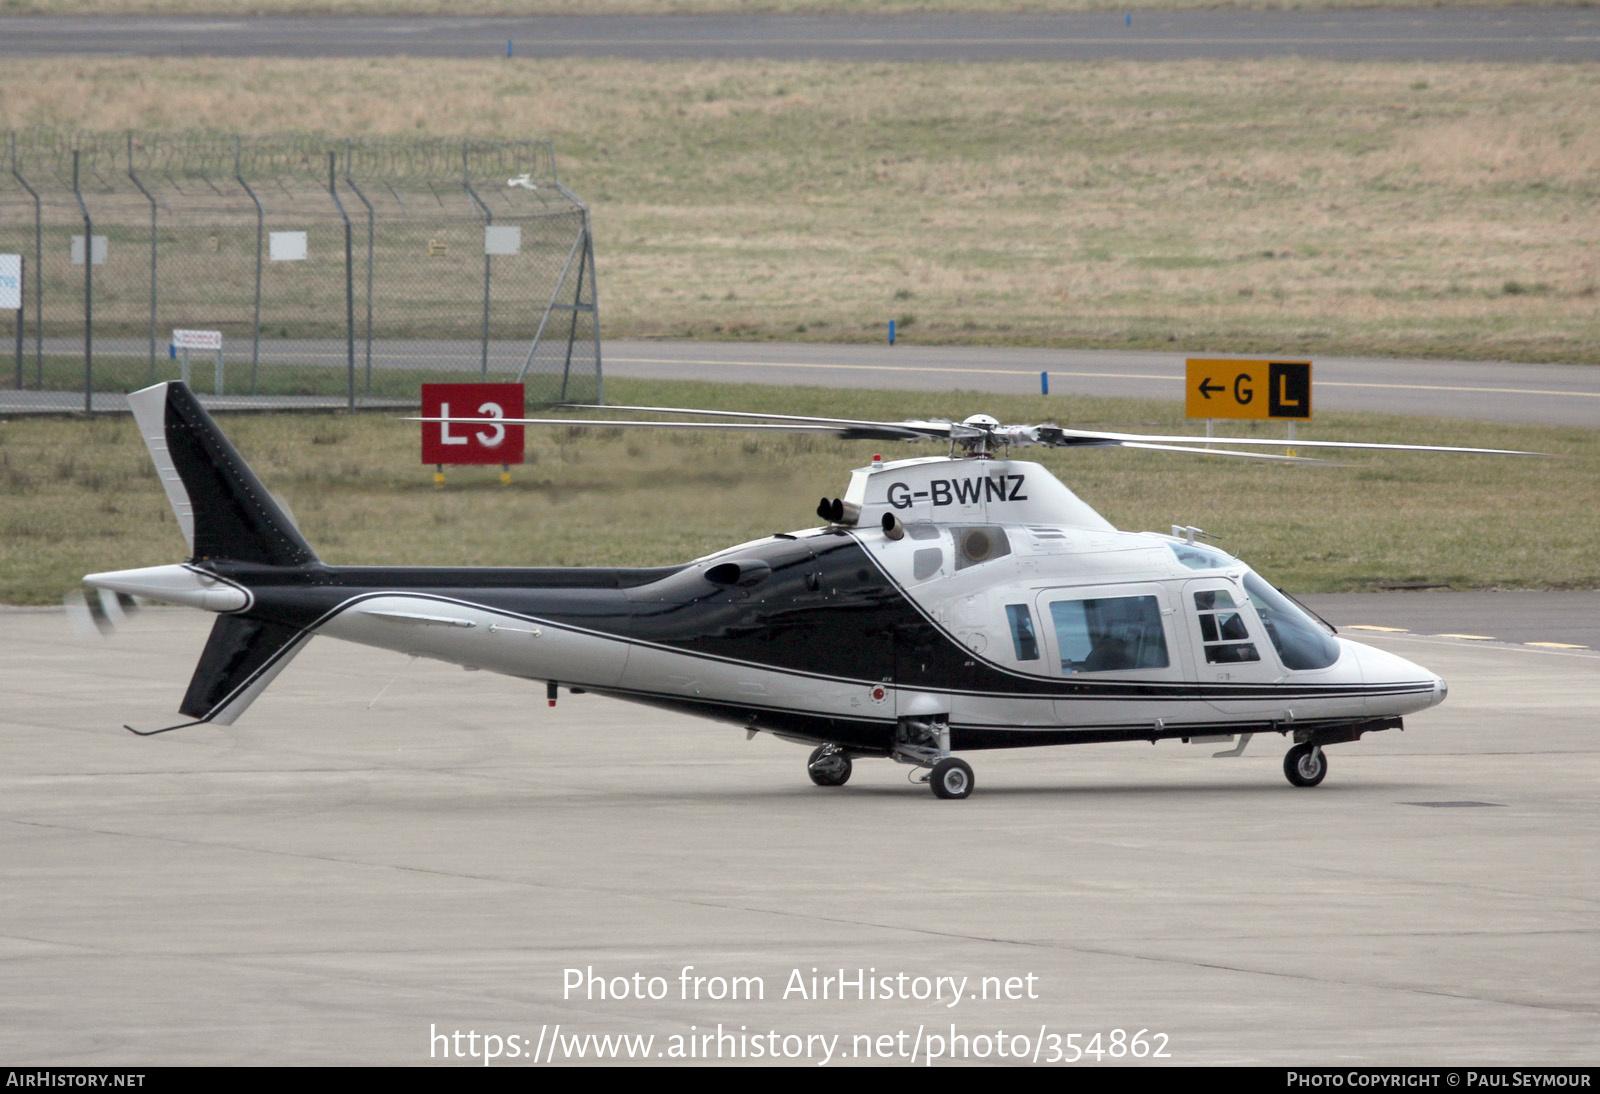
1046, 595, 1169, 673
1193, 588, 1260, 664
1005, 604, 1039, 661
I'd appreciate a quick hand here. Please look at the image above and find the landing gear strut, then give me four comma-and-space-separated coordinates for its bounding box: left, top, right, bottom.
1283, 742, 1328, 787
806, 744, 852, 787
892, 717, 975, 800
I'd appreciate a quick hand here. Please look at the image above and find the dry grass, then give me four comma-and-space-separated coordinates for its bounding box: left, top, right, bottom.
4, 57, 1596, 361
1, 379, 1594, 604
0, 0, 1575, 15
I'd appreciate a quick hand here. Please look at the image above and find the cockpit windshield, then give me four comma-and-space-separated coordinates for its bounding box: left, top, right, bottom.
1242, 572, 1341, 670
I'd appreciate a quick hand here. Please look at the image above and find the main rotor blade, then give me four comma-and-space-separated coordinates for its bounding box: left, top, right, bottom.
556, 403, 977, 440
1041, 426, 1544, 457
558, 402, 930, 430
1115, 441, 1333, 464
407, 416, 933, 441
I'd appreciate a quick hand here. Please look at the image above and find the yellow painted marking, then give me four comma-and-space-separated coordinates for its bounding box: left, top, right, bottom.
495, 37, 1600, 47
1435, 633, 1497, 641
1346, 625, 1409, 633
1524, 641, 1588, 649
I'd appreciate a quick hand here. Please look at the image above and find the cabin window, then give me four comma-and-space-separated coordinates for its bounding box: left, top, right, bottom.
1046, 595, 1169, 673
1193, 589, 1260, 664
1005, 604, 1039, 661
912, 548, 943, 580
1242, 573, 1342, 670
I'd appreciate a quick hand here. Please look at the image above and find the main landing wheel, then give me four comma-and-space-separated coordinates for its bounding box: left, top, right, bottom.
807, 745, 852, 787
929, 757, 974, 800
1284, 743, 1328, 788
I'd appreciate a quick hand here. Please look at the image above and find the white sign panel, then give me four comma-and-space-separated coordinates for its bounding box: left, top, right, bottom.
269, 231, 308, 262
70, 236, 107, 266
0, 254, 20, 311
484, 225, 522, 256
173, 329, 223, 351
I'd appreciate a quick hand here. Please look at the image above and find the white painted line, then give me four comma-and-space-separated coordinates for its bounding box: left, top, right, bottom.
1360, 633, 1600, 660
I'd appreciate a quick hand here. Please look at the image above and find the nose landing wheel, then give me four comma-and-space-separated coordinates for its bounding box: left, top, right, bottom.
1284, 742, 1328, 787
929, 757, 974, 800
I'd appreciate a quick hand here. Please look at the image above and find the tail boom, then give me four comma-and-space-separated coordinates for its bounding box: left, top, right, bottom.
84, 563, 250, 614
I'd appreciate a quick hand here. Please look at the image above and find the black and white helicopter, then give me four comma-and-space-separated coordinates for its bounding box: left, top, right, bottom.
83, 381, 1535, 799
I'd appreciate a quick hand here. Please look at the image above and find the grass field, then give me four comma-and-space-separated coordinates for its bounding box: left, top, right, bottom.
1, 379, 1592, 605
3, 58, 1598, 362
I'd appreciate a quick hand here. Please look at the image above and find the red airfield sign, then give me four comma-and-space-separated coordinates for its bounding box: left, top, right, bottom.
420, 383, 525, 465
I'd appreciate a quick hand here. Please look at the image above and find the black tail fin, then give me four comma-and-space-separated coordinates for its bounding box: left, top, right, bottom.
126, 381, 317, 566
110, 382, 318, 732
180, 616, 312, 724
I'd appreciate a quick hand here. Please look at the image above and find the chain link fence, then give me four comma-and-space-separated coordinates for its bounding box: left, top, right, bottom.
0, 130, 601, 413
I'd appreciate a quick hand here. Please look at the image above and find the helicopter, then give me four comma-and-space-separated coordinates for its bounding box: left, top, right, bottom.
81, 381, 1537, 800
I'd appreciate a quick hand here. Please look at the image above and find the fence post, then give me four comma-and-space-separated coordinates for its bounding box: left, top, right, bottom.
235, 138, 264, 395
126, 131, 159, 385
328, 152, 355, 411
72, 149, 92, 413
10, 133, 42, 389
560, 225, 590, 403
343, 140, 375, 400
462, 143, 492, 379
587, 213, 603, 404
513, 226, 582, 385
556, 171, 602, 405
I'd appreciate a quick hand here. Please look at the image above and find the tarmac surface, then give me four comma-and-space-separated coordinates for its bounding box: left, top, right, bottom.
2, 9, 1597, 62
3, 604, 1596, 1065
602, 342, 1600, 430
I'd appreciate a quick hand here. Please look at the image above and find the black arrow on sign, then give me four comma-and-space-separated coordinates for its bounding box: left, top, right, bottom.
1197, 377, 1224, 399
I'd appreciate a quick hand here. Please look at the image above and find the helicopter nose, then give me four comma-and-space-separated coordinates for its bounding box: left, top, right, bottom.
1347, 639, 1447, 714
